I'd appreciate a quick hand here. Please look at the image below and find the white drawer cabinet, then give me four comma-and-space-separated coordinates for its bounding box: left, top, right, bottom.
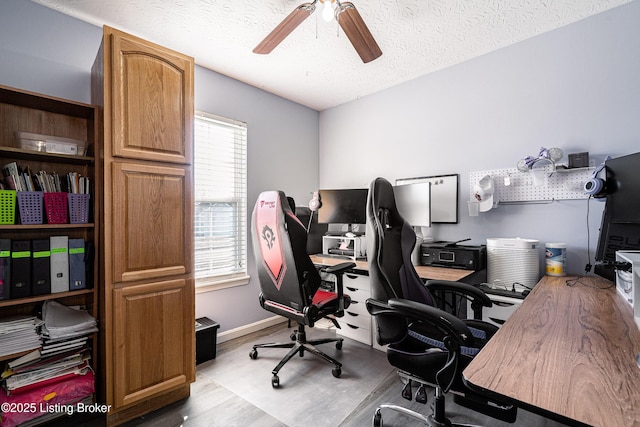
320, 270, 374, 346
337, 273, 372, 345
468, 294, 523, 328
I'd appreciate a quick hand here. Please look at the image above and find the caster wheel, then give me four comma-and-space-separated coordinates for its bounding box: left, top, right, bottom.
402, 381, 412, 401
373, 410, 383, 427
415, 385, 428, 404
332, 367, 342, 378
290, 332, 297, 341
271, 375, 280, 388
336, 340, 343, 350
249, 349, 258, 359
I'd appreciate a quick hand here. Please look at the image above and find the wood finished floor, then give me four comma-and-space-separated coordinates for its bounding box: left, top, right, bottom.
49, 323, 570, 427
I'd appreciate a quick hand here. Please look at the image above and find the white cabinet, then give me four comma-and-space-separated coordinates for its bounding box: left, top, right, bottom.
320, 270, 379, 348
338, 273, 372, 345
469, 294, 523, 328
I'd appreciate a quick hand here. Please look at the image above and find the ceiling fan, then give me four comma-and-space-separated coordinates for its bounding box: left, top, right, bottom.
253, 0, 382, 63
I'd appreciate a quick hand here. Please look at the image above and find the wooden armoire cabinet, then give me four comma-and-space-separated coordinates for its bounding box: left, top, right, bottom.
91, 26, 195, 426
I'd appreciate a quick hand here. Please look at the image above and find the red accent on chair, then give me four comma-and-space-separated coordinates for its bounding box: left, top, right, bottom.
254, 191, 286, 290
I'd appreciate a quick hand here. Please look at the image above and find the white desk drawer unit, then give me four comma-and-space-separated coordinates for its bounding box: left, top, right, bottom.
468, 293, 523, 328
338, 273, 372, 345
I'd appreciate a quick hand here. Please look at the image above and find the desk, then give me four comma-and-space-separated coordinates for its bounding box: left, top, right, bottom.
309, 254, 475, 282
463, 275, 640, 427
310, 254, 475, 348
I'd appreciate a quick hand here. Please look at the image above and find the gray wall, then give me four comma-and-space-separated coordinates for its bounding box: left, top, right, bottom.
319, 0, 640, 277
0, 0, 320, 333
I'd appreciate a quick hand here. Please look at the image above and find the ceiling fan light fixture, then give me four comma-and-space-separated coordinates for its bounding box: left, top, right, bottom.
321, 0, 336, 22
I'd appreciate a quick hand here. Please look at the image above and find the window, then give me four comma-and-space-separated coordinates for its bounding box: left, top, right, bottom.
194, 111, 248, 290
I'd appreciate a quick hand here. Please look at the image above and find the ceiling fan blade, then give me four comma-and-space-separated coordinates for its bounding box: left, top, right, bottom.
253, 3, 316, 54
336, 2, 382, 63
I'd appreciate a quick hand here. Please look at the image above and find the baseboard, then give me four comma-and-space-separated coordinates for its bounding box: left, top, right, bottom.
217, 316, 287, 344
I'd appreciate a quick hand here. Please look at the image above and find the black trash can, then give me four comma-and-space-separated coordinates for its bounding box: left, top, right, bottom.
195, 317, 220, 364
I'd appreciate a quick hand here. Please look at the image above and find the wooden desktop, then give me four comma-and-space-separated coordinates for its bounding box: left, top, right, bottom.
309, 254, 475, 282
463, 275, 640, 427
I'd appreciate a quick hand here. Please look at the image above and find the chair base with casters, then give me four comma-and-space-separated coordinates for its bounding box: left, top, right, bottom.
249, 322, 344, 388
372, 371, 516, 427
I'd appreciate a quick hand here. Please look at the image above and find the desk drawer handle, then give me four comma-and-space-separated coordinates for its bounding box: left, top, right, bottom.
346, 311, 359, 317
494, 302, 515, 307
346, 274, 358, 280
489, 317, 506, 325
346, 324, 359, 330
346, 287, 358, 292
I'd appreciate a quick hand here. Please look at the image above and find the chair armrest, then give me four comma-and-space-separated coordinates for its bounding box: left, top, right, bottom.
366, 297, 475, 347
320, 262, 355, 315
322, 261, 356, 275
425, 280, 492, 307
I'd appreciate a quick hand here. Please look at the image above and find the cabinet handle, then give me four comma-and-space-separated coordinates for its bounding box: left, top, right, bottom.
346, 311, 359, 317
347, 324, 359, 329
489, 317, 506, 325
346, 287, 357, 292
346, 274, 358, 279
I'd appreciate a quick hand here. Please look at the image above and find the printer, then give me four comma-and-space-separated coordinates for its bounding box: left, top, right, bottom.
420, 240, 486, 271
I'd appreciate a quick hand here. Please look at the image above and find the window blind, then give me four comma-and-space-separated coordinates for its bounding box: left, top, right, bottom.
194, 111, 248, 287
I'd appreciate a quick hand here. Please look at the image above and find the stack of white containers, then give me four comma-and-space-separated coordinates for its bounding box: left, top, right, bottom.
487, 238, 540, 292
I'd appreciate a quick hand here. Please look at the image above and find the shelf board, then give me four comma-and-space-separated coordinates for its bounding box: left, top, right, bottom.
0, 288, 94, 308
0, 146, 94, 164
0, 223, 94, 231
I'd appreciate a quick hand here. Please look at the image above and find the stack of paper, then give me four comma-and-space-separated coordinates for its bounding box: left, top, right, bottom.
2, 348, 90, 395
0, 317, 43, 358
40, 300, 98, 341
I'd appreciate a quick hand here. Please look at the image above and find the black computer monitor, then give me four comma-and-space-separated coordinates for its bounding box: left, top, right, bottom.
317, 188, 368, 225
595, 152, 640, 279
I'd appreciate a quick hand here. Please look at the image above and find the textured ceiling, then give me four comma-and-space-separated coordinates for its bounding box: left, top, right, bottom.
32, 0, 632, 111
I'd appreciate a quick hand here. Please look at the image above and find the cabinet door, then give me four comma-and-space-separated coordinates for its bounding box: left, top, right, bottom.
112, 161, 193, 283
113, 278, 195, 408
107, 26, 194, 164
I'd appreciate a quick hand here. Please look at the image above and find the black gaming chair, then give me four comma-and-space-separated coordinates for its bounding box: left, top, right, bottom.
250, 190, 355, 388
365, 178, 517, 426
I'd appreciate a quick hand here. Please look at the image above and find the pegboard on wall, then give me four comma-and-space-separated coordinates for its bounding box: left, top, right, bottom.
469, 165, 595, 204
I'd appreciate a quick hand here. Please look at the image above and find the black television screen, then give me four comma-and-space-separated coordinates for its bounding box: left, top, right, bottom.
317, 189, 368, 225
595, 152, 640, 280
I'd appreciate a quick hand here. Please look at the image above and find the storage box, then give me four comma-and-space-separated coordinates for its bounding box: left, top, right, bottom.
16, 131, 86, 156
68, 193, 90, 224
17, 191, 43, 224
44, 192, 68, 224
0, 190, 16, 225
195, 317, 219, 364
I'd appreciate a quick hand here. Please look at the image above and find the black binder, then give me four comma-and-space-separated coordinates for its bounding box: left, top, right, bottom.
31, 239, 51, 296
10, 240, 31, 299
0, 239, 10, 300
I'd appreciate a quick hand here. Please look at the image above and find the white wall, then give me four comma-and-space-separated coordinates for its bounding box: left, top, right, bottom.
0, 0, 320, 333
319, 1, 640, 276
